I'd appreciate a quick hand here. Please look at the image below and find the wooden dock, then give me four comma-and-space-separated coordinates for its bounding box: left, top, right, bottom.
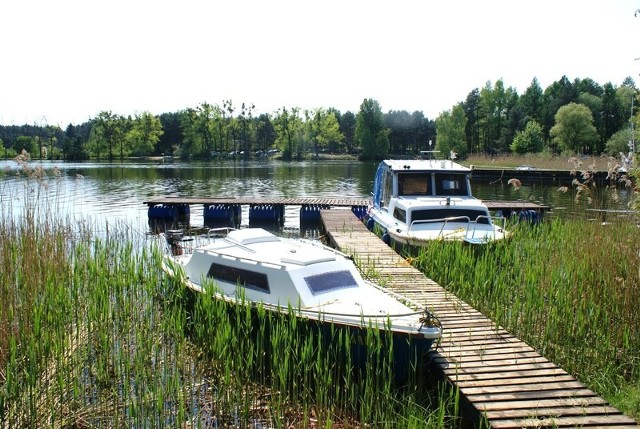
143, 196, 548, 215
319, 208, 637, 429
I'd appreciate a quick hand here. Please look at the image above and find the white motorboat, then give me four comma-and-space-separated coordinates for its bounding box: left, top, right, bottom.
367, 158, 509, 246
161, 227, 442, 375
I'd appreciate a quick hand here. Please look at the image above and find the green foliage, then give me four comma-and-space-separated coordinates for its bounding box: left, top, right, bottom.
273, 107, 304, 160
510, 120, 544, 154
127, 112, 164, 157
90, 111, 127, 161
0, 74, 637, 159
236, 102, 256, 159
306, 108, 344, 157
385, 110, 435, 155
605, 128, 633, 156
356, 99, 389, 160
255, 113, 276, 154
476, 79, 518, 153
550, 102, 599, 154
337, 110, 356, 154
519, 78, 544, 125
13, 136, 35, 155
435, 103, 467, 158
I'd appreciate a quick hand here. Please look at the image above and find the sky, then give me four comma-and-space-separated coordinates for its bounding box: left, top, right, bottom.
1, 0, 639, 127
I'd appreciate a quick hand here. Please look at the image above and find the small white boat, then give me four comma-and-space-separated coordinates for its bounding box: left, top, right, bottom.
161, 227, 442, 375
367, 158, 509, 246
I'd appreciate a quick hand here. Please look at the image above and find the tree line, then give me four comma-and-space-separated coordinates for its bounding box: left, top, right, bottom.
1, 75, 638, 162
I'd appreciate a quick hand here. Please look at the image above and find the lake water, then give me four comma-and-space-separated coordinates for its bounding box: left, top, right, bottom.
0, 158, 634, 235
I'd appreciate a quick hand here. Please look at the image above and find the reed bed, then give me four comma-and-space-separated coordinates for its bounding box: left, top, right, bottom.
1, 171, 460, 427
410, 217, 640, 418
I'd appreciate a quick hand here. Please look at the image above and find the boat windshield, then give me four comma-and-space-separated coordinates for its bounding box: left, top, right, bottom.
434, 173, 468, 196
398, 174, 430, 196
411, 208, 490, 224
304, 270, 359, 296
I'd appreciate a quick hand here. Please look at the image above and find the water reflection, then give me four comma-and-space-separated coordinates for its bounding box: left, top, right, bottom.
0, 159, 634, 235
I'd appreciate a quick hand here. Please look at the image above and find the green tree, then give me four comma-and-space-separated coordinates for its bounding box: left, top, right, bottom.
255, 113, 276, 155
14, 136, 35, 155
355, 99, 389, 160
179, 102, 224, 158
519, 78, 544, 126
179, 108, 202, 157
510, 120, 544, 154
307, 108, 343, 157
238, 103, 255, 159
604, 128, 633, 156
385, 110, 413, 154
477, 79, 517, 153
273, 107, 303, 160
337, 110, 356, 154
157, 112, 183, 156
63, 124, 88, 160
91, 111, 126, 161
128, 112, 164, 157
435, 102, 468, 158
542, 76, 578, 150
463, 88, 481, 153
550, 102, 599, 154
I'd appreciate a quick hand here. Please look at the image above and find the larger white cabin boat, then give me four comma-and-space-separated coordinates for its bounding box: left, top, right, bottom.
367, 158, 509, 246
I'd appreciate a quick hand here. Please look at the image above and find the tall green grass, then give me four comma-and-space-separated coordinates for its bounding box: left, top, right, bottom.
1, 170, 460, 427
410, 218, 640, 418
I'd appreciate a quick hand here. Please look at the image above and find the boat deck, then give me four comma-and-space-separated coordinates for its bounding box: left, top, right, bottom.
319, 208, 638, 429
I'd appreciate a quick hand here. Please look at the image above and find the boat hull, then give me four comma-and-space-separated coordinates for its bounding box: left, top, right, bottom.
368, 209, 509, 247
175, 282, 437, 386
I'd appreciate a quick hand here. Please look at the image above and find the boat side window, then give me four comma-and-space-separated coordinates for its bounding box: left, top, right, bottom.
304, 270, 359, 295
393, 207, 406, 223
207, 262, 270, 293
382, 170, 393, 208
435, 174, 468, 196
398, 174, 430, 196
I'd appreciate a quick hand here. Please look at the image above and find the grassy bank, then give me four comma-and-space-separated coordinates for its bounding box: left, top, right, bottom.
409, 217, 640, 419
464, 153, 626, 172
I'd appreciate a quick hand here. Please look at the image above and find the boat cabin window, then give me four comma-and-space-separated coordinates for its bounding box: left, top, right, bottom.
393, 207, 406, 223
411, 209, 490, 224
207, 263, 270, 293
304, 270, 359, 295
398, 174, 430, 196
434, 173, 468, 196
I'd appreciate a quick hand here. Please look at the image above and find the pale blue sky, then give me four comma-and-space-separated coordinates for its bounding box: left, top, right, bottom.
1, 0, 638, 126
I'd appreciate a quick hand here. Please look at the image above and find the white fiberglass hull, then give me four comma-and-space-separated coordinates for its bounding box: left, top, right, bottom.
369, 209, 509, 246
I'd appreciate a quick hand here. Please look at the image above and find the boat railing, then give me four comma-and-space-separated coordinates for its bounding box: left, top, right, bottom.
409, 215, 472, 239
162, 227, 236, 256
409, 214, 506, 240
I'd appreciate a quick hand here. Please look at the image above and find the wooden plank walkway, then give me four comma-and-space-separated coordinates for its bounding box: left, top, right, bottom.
319, 208, 638, 429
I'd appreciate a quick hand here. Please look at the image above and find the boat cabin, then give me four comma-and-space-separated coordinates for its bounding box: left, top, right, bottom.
179, 228, 367, 309
372, 159, 474, 210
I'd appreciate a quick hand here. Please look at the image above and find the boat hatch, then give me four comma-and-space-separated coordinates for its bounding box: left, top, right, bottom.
281, 248, 336, 266
226, 228, 280, 245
